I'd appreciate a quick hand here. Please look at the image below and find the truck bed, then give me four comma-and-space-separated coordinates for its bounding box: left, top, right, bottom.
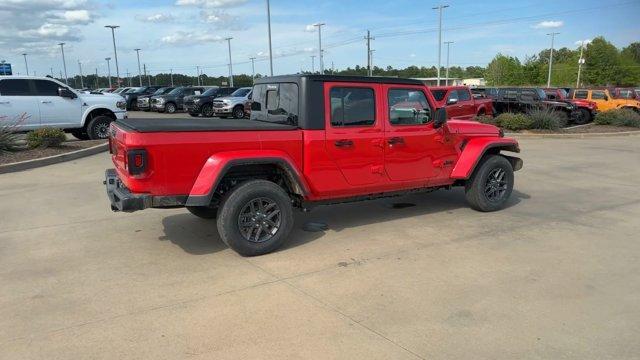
115, 117, 297, 133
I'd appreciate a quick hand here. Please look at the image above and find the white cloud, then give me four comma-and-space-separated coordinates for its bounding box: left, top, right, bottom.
137, 13, 175, 23
305, 24, 317, 32
161, 31, 224, 45
59, 10, 91, 24
575, 39, 592, 46
175, 0, 247, 8
409, 53, 416, 58
532, 20, 563, 29
199, 10, 244, 29
19, 23, 71, 38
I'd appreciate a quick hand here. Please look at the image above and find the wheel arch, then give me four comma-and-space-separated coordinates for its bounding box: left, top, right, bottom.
450, 138, 521, 180
82, 107, 116, 127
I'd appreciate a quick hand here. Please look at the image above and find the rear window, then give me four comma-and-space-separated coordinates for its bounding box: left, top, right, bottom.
574, 90, 588, 99
431, 89, 447, 101
592, 91, 606, 100
330, 87, 375, 127
250, 83, 299, 125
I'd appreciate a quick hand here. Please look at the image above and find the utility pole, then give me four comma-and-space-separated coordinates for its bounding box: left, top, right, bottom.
95, 68, 98, 88
170, 68, 174, 86
78, 60, 84, 88
105, 57, 112, 88
313, 23, 325, 74
225, 37, 234, 87
311, 55, 316, 73
126, 70, 131, 86
444, 41, 453, 85
58, 43, 68, 84
266, 0, 274, 76
432, 4, 449, 86
134, 48, 142, 86
22, 53, 29, 75
105, 25, 120, 85
546, 32, 559, 87
196, 66, 201, 86
369, 50, 375, 75
365, 30, 375, 76
249, 57, 256, 79
576, 40, 586, 88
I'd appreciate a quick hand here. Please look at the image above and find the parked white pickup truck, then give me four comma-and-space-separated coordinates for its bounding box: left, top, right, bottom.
0, 76, 127, 139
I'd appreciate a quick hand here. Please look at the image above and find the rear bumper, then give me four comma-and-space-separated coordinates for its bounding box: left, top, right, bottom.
105, 169, 186, 212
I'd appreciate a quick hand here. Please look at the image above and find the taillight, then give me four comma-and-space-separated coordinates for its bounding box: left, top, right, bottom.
126, 149, 147, 175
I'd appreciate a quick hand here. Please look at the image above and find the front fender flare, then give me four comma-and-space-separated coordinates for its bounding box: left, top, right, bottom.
185, 150, 309, 207
450, 137, 520, 180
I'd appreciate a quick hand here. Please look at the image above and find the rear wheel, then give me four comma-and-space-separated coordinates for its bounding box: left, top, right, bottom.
217, 180, 294, 256
575, 108, 592, 125
187, 206, 218, 219
465, 155, 514, 212
232, 105, 245, 119
201, 103, 214, 117
165, 102, 177, 114
554, 110, 569, 125
86, 116, 113, 140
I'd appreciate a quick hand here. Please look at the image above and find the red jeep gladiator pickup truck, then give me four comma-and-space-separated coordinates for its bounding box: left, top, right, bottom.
105, 75, 522, 256
430, 86, 494, 119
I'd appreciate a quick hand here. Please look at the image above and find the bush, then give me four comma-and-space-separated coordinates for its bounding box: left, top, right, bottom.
527, 109, 567, 130
0, 114, 27, 153
475, 115, 498, 126
26, 128, 67, 149
594, 108, 640, 127
494, 113, 533, 131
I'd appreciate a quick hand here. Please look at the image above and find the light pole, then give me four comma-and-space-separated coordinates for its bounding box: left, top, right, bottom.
444, 41, 453, 85
95, 68, 98, 88
78, 60, 84, 88
432, 4, 449, 86
105, 25, 120, 85
576, 40, 586, 88
225, 37, 234, 87
311, 55, 315, 73
22, 53, 29, 75
105, 57, 112, 88
249, 57, 256, 79
170, 68, 174, 86
546, 32, 559, 87
313, 23, 325, 74
134, 48, 143, 86
196, 66, 201, 86
58, 43, 68, 84
266, 0, 274, 76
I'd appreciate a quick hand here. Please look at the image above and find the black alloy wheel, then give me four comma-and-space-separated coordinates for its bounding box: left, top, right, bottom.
237, 197, 282, 243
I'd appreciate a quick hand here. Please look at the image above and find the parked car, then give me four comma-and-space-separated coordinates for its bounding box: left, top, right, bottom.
0, 76, 126, 139
184, 86, 238, 117
493, 87, 582, 124
105, 74, 522, 256
112, 87, 131, 95
607, 87, 638, 100
137, 87, 175, 112
211, 87, 252, 118
429, 86, 493, 119
568, 89, 640, 112
470, 87, 499, 99
122, 86, 163, 110
150, 86, 207, 114
543, 88, 597, 124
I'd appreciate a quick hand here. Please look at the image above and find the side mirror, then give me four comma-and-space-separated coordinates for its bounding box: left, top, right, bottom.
446, 97, 458, 105
433, 108, 447, 129
58, 87, 77, 99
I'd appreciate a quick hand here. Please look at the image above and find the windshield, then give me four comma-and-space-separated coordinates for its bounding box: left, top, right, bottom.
202, 87, 220, 96
231, 88, 251, 97
152, 87, 168, 95
168, 87, 184, 95
130, 87, 145, 94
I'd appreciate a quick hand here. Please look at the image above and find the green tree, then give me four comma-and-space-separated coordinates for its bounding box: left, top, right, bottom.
485, 54, 523, 85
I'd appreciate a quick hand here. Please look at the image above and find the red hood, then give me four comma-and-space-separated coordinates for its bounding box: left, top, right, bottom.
446, 119, 501, 137
567, 98, 597, 110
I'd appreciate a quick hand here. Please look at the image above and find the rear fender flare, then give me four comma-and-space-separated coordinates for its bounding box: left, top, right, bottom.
450, 137, 520, 180
185, 150, 309, 207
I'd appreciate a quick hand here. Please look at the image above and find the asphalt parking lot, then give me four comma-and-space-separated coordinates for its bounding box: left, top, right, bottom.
1, 135, 639, 359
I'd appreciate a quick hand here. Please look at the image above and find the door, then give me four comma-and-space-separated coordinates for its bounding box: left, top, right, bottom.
324, 82, 385, 186
383, 86, 441, 181
456, 88, 474, 119
33, 79, 82, 127
0, 78, 40, 129
589, 90, 610, 110
445, 90, 464, 118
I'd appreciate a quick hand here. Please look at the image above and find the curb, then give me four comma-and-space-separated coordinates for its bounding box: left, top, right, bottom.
506, 130, 640, 139
0, 142, 108, 174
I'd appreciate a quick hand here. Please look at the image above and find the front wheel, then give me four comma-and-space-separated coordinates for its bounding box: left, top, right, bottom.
575, 108, 592, 125
465, 155, 514, 212
201, 103, 214, 117
232, 105, 245, 119
217, 180, 294, 256
86, 116, 113, 140
165, 103, 177, 114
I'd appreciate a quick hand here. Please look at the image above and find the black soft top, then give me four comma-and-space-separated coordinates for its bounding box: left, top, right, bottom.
115, 117, 296, 133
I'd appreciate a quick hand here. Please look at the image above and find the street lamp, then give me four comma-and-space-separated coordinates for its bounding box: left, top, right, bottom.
105, 57, 112, 88
21, 53, 29, 75
546, 32, 560, 87
78, 60, 84, 88
225, 37, 234, 87
313, 23, 325, 74
58, 43, 68, 84
105, 25, 120, 84
266, 0, 274, 76
249, 57, 256, 79
432, 4, 449, 86
444, 41, 453, 85
134, 48, 143, 86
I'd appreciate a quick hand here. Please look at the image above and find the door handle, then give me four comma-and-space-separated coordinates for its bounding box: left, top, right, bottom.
41, 101, 52, 104
387, 137, 405, 145
334, 139, 354, 148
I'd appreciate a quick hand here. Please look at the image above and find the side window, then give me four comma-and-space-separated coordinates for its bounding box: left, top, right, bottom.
250, 83, 298, 124
502, 89, 518, 100
0, 79, 32, 96
330, 87, 375, 127
458, 89, 471, 101
193, 89, 203, 95
446, 90, 459, 103
250, 84, 267, 121
388, 89, 432, 125
592, 91, 606, 100
574, 90, 588, 99
33, 80, 60, 96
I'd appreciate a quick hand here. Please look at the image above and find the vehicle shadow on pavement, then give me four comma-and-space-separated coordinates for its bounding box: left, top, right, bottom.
158, 188, 530, 255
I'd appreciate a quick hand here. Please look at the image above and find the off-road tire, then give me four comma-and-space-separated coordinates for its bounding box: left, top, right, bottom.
201, 103, 214, 117
71, 129, 90, 140
575, 108, 592, 125
465, 155, 514, 212
217, 180, 294, 256
165, 102, 177, 114
232, 105, 245, 119
186, 206, 218, 219
86, 116, 113, 140
555, 110, 570, 125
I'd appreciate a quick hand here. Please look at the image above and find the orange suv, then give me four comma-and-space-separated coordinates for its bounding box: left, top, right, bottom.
569, 89, 640, 113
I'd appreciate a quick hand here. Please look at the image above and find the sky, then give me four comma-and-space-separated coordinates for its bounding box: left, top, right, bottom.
1, 0, 639, 80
